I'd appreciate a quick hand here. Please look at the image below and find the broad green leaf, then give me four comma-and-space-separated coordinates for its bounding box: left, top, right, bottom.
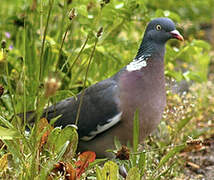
126, 167, 141, 180
45, 127, 62, 152
102, 161, 119, 180
53, 126, 78, 156
0, 94, 13, 113
0, 126, 19, 139
96, 165, 103, 180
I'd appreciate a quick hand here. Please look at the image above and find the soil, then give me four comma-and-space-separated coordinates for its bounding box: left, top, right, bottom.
181, 135, 214, 180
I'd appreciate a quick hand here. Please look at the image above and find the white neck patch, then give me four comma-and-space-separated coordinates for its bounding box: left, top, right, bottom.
126, 55, 151, 72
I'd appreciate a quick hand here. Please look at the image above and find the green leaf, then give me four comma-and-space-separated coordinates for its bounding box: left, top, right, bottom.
156, 144, 185, 170
138, 151, 146, 176
154, 161, 177, 180
175, 116, 192, 133
102, 161, 119, 179
114, 136, 122, 150
3, 140, 24, 164
89, 158, 108, 169
131, 109, 139, 166
192, 40, 210, 50
42, 43, 53, 78
0, 115, 14, 129
55, 141, 70, 161
183, 71, 202, 82
126, 167, 141, 180
46, 127, 62, 146
49, 115, 62, 126
96, 165, 103, 180
165, 70, 183, 81
77, 5, 88, 17
47, 125, 78, 155
0, 126, 19, 140
0, 94, 13, 113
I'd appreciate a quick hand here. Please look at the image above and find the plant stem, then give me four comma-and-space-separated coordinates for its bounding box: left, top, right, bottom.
55, 23, 72, 70
39, 0, 54, 82
58, 0, 68, 43
64, 35, 89, 77
23, 13, 26, 130
30, 0, 54, 178
75, 37, 98, 125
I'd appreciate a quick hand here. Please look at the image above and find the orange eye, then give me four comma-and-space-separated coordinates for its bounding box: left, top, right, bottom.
156, 24, 162, 31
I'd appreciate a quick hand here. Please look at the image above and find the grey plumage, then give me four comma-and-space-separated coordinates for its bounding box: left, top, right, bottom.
45, 77, 121, 140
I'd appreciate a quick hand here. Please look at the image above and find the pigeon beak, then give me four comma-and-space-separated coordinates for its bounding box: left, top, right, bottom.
170, 30, 184, 41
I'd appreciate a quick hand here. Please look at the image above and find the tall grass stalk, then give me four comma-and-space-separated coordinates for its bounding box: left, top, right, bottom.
62, 35, 89, 78
55, 8, 75, 71
39, 0, 54, 82
75, 36, 99, 125
132, 109, 139, 167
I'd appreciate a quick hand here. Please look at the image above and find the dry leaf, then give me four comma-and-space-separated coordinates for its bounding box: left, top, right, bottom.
75, 151, 96, 178
38, 118, 53, 151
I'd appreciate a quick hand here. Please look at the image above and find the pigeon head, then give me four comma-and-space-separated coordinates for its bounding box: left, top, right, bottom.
136, 17, 183, 59
145, 17, 183, 44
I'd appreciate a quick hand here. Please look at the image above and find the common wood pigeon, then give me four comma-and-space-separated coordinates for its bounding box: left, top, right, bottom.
26, 18, 184, 157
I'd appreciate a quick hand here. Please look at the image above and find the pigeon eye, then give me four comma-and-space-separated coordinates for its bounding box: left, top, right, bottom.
156, 25, 162, 31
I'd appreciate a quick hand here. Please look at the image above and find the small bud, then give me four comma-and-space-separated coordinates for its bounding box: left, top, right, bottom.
0, 85, 4, 97
16, 81, 24, 95
68, 8, 76, 20
1, 40, 6, 49
96, 27, 103, 38
44, 76, 61, 98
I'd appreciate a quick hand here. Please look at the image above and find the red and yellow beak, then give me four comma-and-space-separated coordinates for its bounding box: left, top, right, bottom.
170, 30, 184, 41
